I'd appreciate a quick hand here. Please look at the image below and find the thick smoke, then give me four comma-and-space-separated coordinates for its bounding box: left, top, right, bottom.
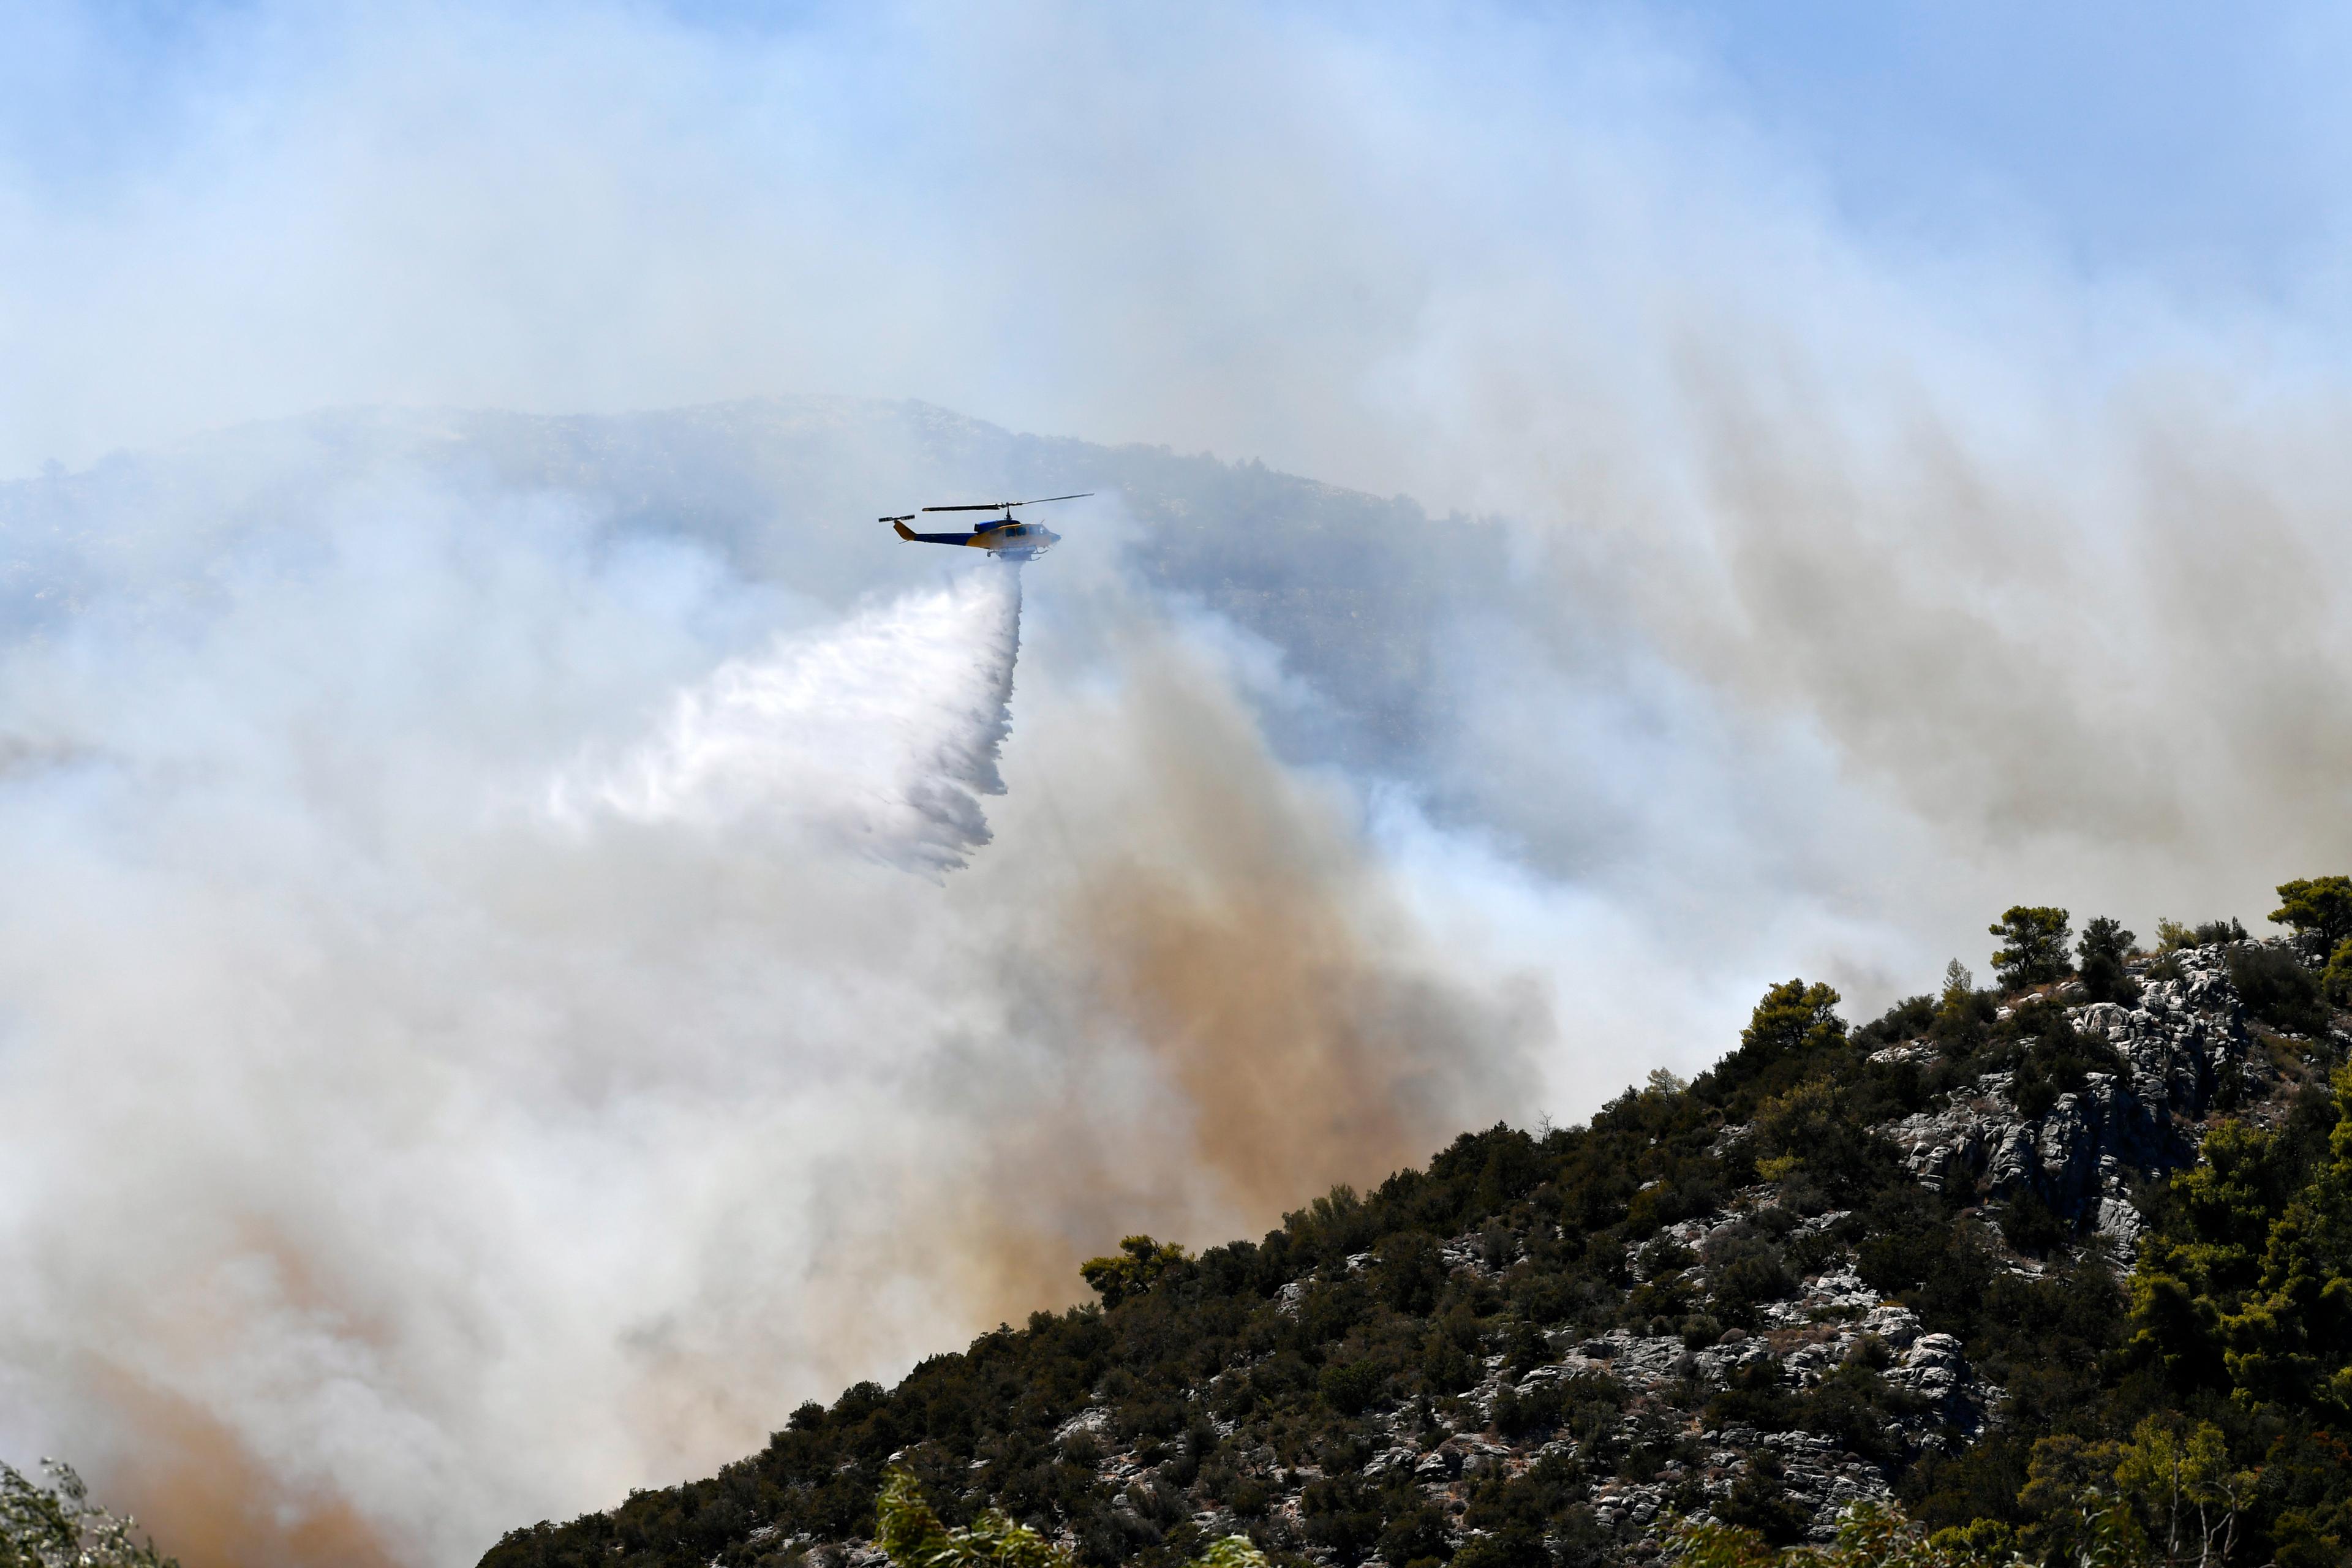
0, 462, 1537, 1568
9, 4, 2352, 1566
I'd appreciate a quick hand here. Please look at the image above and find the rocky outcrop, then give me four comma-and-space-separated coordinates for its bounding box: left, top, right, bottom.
1879, 947, 2266, 1245
919, 954, 2300, 1561
1033, 1221, 2013, 1557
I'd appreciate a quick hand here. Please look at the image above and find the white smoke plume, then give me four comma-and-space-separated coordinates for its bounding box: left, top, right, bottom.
7, 3, 2352, 1566
0, 461, 1537, 1568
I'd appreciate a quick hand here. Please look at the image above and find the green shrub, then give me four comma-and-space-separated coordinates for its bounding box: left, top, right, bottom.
1996, 1191, 2067, 1254
1376, 1504, 1453, 1568
1078, 1235, 1190, 1308
1714, 1448, 1812, 1545
2324, 939, 2352, 1010
876, 1468, 1268, 1568
1856, 994, 1936, 1049
1929, 962, 1996, 1056
1749, 1079, 1897, 1200
1450, 1526, 1551, 1568
2075, 916, 2141, 1006
1317, 1358, 1387, 1415
1680, 1313, 1727, 1349
2161, 914, 2249, 949
1493, 1379, 1563, 1439
1706, 1355, 1798, 1434
1716, 981, 1848, 1116
1999, 1005, 2124, 1121
2227, 944, 2329, 1036
1421, 1333, 1476, 1394
1375, 1231, 1448, 1316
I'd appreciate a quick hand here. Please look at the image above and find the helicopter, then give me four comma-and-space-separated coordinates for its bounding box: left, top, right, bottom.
882, 492, 1091, 561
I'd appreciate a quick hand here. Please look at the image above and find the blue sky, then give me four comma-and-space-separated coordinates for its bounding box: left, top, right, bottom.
15, 0, 2344, 483
15, 2, 2343, 298
1662, 1, 2346, 293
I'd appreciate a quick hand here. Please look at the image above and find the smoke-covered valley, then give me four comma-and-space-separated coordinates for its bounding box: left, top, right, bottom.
9, 4, 2352, 1566
3, 386, 2350, 1565
0, 401, 1574, 1567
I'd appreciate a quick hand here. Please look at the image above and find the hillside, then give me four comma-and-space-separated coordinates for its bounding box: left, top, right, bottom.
477, 891, 2352, 1568
0, 396, 1500, 776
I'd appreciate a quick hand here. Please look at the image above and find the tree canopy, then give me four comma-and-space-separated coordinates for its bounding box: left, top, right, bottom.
2271, 876, 2352, 951
1988, 907, 2073, 989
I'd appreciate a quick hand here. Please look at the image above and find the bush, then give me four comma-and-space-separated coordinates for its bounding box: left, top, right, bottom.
1712, 1252, 1796, 1327
2000, 1006, 2124, 1121
2159, 916, 2248, 951
2228, 944, 2329, 1036
2324, 940, 2352, 1011
1493, 1379, 1562, 1439
1717, 981, 1847, 1114
1989, 907, 2073, 989
1376, 1231, 1448, 1316
1452, 1527, 1551, 1568
1996, 1191, 2068, 1254
2075, 916, 2141, 1007
1318, 1359, 1388, 1415
1929, 962, 1996, 1056
1856, 994, 1936, 1049
1713, 1448, 1811, 1545
877, 1468, 1270, 1568
2008, 1059, 2058, 1121
1681, 1313, 1726, 1349
1376, 1505, 1453, 1568
1750, 1079, 1893, 1199
1706, 1356, 1797, 1434
1079, 1236, 1190, 1308
1422, 1334, 1477, 1394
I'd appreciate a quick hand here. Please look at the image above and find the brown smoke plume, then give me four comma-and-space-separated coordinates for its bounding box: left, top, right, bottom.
861, 622, 1543, 1343
1052, 654, 1538, 1216
92, 1371, 401, 1568
0, 503, 1543, 1568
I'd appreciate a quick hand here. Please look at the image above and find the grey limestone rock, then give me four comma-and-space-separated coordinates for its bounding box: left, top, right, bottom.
1879, 946, 2266, 1231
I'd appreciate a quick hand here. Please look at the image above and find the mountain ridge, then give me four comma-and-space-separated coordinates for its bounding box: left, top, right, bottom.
475, 897, 2352, 1567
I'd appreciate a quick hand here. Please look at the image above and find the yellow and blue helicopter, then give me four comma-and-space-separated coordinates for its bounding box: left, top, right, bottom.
883, 492, 1090, 561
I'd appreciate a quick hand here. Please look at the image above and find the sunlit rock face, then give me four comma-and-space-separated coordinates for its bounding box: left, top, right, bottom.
1879, 943, 2271, 1247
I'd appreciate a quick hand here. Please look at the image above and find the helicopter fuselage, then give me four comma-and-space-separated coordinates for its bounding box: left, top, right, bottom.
892, 518, 1060, 559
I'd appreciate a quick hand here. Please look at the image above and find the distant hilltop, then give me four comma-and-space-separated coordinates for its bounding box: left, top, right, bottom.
0, 394, 1483, 774
477, 885, 2352, 1568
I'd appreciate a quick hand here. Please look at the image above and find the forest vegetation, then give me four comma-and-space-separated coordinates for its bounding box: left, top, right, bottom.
36, 884, 2352, 1568
473, 880, 2352, 1568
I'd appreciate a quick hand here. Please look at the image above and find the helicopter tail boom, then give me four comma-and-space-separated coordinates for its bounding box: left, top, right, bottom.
891, 520, 985, 545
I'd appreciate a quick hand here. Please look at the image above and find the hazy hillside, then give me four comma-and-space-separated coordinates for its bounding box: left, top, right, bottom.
15, 405, 2352, 1566
0, 396, 1503, 777
0, 397, 1561, 1568
474, 896, 2352, 1567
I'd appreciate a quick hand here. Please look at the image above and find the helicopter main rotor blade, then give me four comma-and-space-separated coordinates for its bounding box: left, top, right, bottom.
919, 492, 1095, 513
